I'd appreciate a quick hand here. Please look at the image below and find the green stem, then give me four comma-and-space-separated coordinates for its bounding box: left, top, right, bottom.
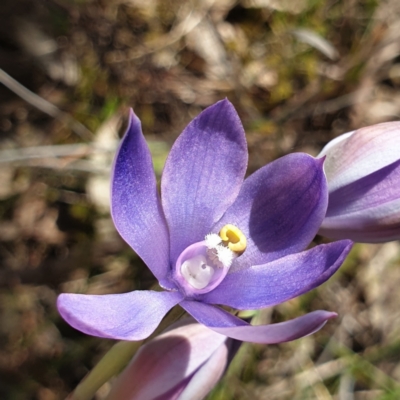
68, 306, 186, 400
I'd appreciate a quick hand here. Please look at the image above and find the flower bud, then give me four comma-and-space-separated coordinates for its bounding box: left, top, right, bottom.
318, 122, 400, 242
106, 319, 238, 400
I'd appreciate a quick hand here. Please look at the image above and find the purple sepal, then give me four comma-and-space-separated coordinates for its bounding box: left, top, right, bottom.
57, 290, 183, 340
161, 99, 248, 264
201, 240, 352, 309
111, 109, 173, 288
181, 300, 336, 343
213, 153, 328, 271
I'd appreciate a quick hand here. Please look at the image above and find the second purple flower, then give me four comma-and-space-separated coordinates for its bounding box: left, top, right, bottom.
58, 99, 352, 344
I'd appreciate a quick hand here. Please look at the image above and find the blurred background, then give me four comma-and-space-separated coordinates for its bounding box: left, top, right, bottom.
1, 0, 400, 398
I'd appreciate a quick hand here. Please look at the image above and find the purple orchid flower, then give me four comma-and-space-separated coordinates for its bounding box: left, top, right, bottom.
318, 122, 400, 243
106, 319, 238, 400
57, 99, 352, 344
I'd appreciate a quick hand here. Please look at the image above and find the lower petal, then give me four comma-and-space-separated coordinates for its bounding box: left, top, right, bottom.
57, 290, 184, 341
200, 240, 352, 309
181, 300, 336, 344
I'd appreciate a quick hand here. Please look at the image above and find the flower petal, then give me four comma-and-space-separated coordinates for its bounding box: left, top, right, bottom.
57, 290, 183, 341
111, 110, 172, 288
106, 320, 227, 400
181, 301, 336, 343
213, 153, 328, 271
319, 122, 400, 192
201, 240, 352, 309
320, 159, 400, 242
161, 99, 248, 264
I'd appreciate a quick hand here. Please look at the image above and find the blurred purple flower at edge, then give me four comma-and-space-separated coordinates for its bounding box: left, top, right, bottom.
318, 122, 400, 243
107, 319, 240, 400
57, 99, 352, 344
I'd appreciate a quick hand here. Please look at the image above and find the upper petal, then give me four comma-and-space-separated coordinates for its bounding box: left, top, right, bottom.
320, 159, 400, 242
57, 290, 183, 341
181, 300, 336, 344
213, 153, 328, 271
111, 110, 172, 288
319, 122, 400, 192
161, 99, 248, 264
201, 240, 352, 309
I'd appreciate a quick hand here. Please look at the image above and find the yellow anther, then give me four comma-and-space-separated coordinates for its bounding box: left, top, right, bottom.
219, 224, 247, 255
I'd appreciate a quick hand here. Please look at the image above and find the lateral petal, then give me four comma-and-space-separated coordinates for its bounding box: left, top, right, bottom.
111, 110, 172, 288
57, 290, 183, 341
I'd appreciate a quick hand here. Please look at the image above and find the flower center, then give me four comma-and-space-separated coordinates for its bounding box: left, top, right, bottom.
181, 254, 215, 289
175, 225, 247, 295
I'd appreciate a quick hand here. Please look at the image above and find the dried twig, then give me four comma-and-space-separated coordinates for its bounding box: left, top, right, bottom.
0, 143, 117, 174
0, 69, 93, 141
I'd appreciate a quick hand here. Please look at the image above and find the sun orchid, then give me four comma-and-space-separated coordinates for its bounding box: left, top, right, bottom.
318, 122, 400, 243
57, 99, 352, 344
106, 319, 239, 400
